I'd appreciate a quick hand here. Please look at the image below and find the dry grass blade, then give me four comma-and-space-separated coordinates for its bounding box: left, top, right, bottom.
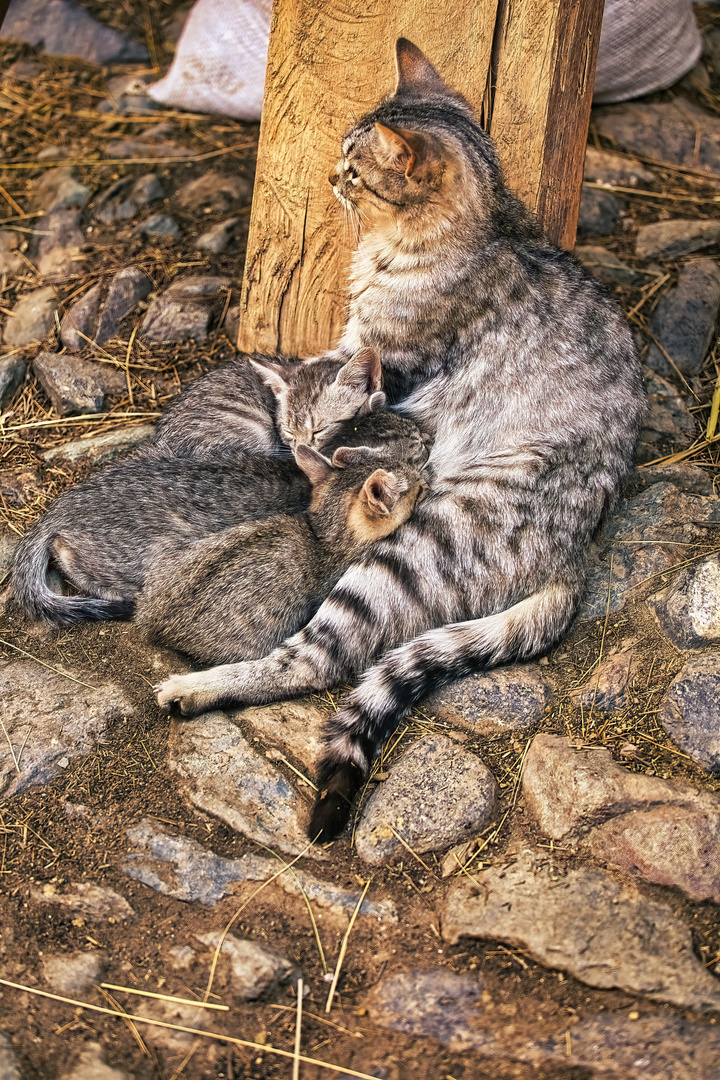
0, 977, 381, 1080
293, 977, 303, 1080
0, 638, 97, 690
3, 411, 160, 432
0, 716, 20, 774
100, 983, 228, 1011
638, 431, 720, 467
706, 370, 720, 442
97, 986, 149, 1056
325, 878, 371, 1014
268, 1005, 363, 1039
1, 141, 252, 169
386, 823, 433, 874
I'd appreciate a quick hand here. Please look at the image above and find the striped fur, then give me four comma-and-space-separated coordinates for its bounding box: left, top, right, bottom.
155, 39, 646, 841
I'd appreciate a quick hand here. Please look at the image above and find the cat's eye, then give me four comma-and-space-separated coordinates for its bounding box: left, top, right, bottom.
345, 164, 358, 180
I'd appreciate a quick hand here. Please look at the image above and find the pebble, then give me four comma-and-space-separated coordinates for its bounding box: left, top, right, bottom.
133, 213, 181, 239
140, 296, 210, 343
60, 282, 103, 350
0, 231, 24, 278
195, 216, 242, 254
2, 0, 148, 64
195, 932, 295, 1000
164, 275, 232, 299
638, 367, 698, 461
583, 146, 654, 188
32, 166, 91, 213
442, 848, 720, 1010
34, 351, 125, 416
59, 1042, 133, 1080
659, 654, 720, 773
650, 557, 720, 649
175, 171, 253, 213
636, 219, 720, 260
355, 735, 497, 865
425, 663, 553, 735
33, 881, 135, 923
568, 646, 636, 713
42, 424, 155, 467
36, 145, 80, 162
577, 186, 623, 235
94, 172, 164, 225
0, 355, 26, 408
645, 258, 720, 377
95, 267, 153, 343
167, 712, 320, 858
42, 950, 106, 995
106, 139, 193, 160
2, 286, 57, 348
0, 660, 134, 798
32, 207, 85, 281
626, 462, 716, 498
594, 99, 720, 179
574, 245, 644, 287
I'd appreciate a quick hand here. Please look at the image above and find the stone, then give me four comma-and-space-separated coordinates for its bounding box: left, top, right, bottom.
568, 647, 636, 713
195, 216, 242, 254
0, 660, 134, 798
42, 950, 106, 994
195, 932, 294, 1000
164, 275, 232, 299
594, 99, 720, 180
574, 245, 644, 287
626, 462, 716, 498
1, 58, 43, 83
93, 177, 133, 224
577, 186, 623, 235
659, 654, 720, 773
140, 297, 210, 343
59, 1042, 133, 1080
129, 173, 164, 207
521, 734, 703, 841
167, 945, 195, 970
583, 146, 654, 188
3, 286, 57, 347
425, 664, 552, 735
175, 171, 253, 213
2, 0, 147, 63
95, 267, 153, 344
355, 735, 497, 865
236, 698, 326, 772
0, 466, 40, 506
636, 219, 720, 260
106, 140, 193, 160
638, 368, 698, 461
0, 231, 24, 279
60, 282, 103, 351
0, 355, 26, 408
34, 352, 125, 416
366, 969, 500, 1054
442, 848, 720, 1010
224, 303, 240, 343
33, 882, 135, 923
41, 424, 155, 467
132, 213, 181, 239
36, 145, 79, 163
0, 1034, 20, 1080
645, 259, 720, 377
650, 558, 720, 649
33, 208, 85, 281
167, 712, 318, 857
124, 818, 396, 918
32, 167, 90, 213
587, 802, 720, 904
0, 535, 19, 581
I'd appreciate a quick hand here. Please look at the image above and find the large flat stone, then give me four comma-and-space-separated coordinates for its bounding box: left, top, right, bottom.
32, 207, 85, 281
583, 147, 654, 188
42, 424, 156, 467
34, 352, 125, 416
2, 0, 147, 63
649, 558, 720, 649
442, 848, 720, 1010
645, 259, 720, 377
658, 654, 720, 773
0, 355, 26, 409
33, 882, 135, 923
195, 932, 294, 1000
3, 286, 57, 347
638, 368, 697, 462
424, 664, 552, 734
636, 219, 720, 260
594, 99, 720, 179
233, 698, 326, 773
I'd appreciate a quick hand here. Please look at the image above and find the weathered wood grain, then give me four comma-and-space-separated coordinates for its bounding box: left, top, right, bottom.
238, 0, 603, 356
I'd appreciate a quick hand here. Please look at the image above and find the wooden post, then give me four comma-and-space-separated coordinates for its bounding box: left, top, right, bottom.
238, 0, 604, 358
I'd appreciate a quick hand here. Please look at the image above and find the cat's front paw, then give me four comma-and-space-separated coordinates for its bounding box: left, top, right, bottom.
154, 672, 218, 716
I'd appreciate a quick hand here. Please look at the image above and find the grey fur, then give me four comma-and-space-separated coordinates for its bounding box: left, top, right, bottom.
146, 39, 644, 841
136, 414, 428, 664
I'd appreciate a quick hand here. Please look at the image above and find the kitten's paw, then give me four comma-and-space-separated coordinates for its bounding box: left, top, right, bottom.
154, 673, 216, 716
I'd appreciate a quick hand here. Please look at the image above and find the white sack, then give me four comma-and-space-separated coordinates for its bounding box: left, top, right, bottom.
147, 0, 272, 121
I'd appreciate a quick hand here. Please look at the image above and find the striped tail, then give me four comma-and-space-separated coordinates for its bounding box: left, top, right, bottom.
308, 580, 578, 841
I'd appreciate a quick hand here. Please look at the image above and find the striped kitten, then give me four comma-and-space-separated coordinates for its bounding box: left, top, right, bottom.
155, 39, 646, 842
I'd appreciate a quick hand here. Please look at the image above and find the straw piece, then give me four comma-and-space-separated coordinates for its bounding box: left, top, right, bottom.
100, 983, 228, 1011
293, 977, 303, 1080
0, 638, 97, 690
325, 879, 371, 1014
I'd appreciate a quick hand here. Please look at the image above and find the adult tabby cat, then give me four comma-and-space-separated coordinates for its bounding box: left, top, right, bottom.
156, 39, 646, 842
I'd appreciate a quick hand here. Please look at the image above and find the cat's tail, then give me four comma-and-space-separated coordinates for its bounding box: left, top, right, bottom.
11, 524, 133, 626
308, 579, 577, 841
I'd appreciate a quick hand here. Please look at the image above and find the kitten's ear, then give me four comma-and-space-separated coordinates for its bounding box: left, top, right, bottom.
294, 444, 334, 485
395, 38, 449, 97
249, 358, 291, 398
336, 347, 382, 394
369, 390, 387, 412
331, 445, 381, 468
359, 469, 406, 517
374, 124, 437, 179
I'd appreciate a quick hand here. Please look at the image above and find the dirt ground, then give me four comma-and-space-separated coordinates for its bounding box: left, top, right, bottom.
1, 3, 720, 1078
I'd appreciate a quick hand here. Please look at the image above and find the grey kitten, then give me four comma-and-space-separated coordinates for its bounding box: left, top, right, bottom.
136, 415, 428, 664
11, 349, 389, 625
152, 39, 646, 845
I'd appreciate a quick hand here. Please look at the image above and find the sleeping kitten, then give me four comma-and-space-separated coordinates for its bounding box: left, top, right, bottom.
11, 349, 389, 625
154, 39, 646, 846
136, 415, 428, 664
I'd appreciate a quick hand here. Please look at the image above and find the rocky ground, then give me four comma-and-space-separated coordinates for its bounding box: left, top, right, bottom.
1, 3, 720, 1079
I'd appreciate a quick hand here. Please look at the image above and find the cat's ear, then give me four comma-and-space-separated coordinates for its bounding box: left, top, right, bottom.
249, 357, 291, 398
336, 347, 382, 394
369, 390, 387, 412
359, 469, 407, 517
294, 444, 334, 485
331, 444, 382, 468
395, 38, 449, 97
374, 124, 437, 179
